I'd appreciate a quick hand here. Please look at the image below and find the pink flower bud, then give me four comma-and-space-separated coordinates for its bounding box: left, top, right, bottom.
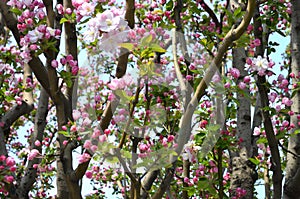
65, 8, 72, 15
51, 60, 58, 68
85, 171, 93, 179
34, 140, 41, 147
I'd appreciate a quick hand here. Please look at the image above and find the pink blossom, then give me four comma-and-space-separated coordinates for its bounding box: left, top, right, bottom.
70, 125, 77, 132
246, 56, 268, 74
0, 155, 6, 162
238, 82, 246, 89
10, 166, 16, 172
253, 38, 261, 47
83, 140, 92, 149
275, 105, 282, 112
51, 60, 58, 68
56, 4, 64, 14
63, 140, 68, 146
29, 44, 38, 50
5, 157, 15, 167
60, 57, 67, 65
108, 93, 116, 101
282, 97, 293, 106
167, 135, 175, 142
99, 135, 107, 142
108, 79, 121, 90
72, 110, 81, 120
78, 2, 95, 16
209, 160, 216, 167
85, 170, 93, 179
28, 149, 40, 160
282, 120, 289, 127
4, 175, 14, 183
139, 143, 149, 151
27, 29, 43, 43
186, 75, 193, 81
65, 8, 73, 15
90, 145, 98, 152
253, 127, 261, 136
78, 153, 91, 163
92, 128, 101, 138
104, 129, 111, 135
224, 82, 231, 88
281, 79, 289, 87
71, 66, 79, 75
212, 74, 221, 83
97, 10, 122, 32
268, 92, 277, 103
62, 126, 67, 131
82, 118, 92, 126
66, 54, 74, 62
184, 177, 189, 183
230, 68, 240, 79
210, 167, 218, 173
257, 68, 266, 76
34, 140, 41, 147
243, 76, 251, 83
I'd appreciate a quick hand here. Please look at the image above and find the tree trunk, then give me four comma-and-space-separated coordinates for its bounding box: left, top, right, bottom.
284, 1, 300, 198
230, 47, 255, 199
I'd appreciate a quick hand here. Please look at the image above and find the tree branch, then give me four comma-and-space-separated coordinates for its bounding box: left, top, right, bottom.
16, 88, 49, 198
199, 0, 221, 30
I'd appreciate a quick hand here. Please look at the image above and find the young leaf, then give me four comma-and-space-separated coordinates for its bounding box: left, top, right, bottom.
150, 43, 166, 53
119, 43, 134, 51
141, 34, 153, 46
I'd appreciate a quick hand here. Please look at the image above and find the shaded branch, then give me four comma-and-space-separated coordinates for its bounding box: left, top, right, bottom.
256, 76, 283, 198
200, 0, 221, 30
16, 88, 49, 198
253, 3, 282, 198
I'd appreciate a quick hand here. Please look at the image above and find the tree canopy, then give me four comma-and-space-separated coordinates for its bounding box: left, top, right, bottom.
0, 0, 299, 199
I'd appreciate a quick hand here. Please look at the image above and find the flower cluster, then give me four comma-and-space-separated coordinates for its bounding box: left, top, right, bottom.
8, 0, 61, 63
0, 156, 16, 195
82, 7, 129, 53
19, 25, 61, 63
245, 56, 274, 76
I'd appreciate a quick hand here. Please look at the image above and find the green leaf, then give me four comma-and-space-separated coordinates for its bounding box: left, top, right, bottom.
249, 157, 260, 165
149, 43, 166, 53
60, 18, 69, 24
256, 137, 267, 144
106, 156, 119, 164
233, 7, 242, 17
207, 124, 221, 132
119, 43, 134, 51
166, 0, 173, 10
58, 131, 70, 137
292, 129, 300, 136
121, 150, 132, 159
10, 8, 22, 15
115, 90, 131, 101
141, 34, 153, 46
60, 70, 73, 88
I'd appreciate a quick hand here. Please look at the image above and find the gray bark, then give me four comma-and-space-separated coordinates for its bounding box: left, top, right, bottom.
230, 48, 255, 199
284, 1, 300, 198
